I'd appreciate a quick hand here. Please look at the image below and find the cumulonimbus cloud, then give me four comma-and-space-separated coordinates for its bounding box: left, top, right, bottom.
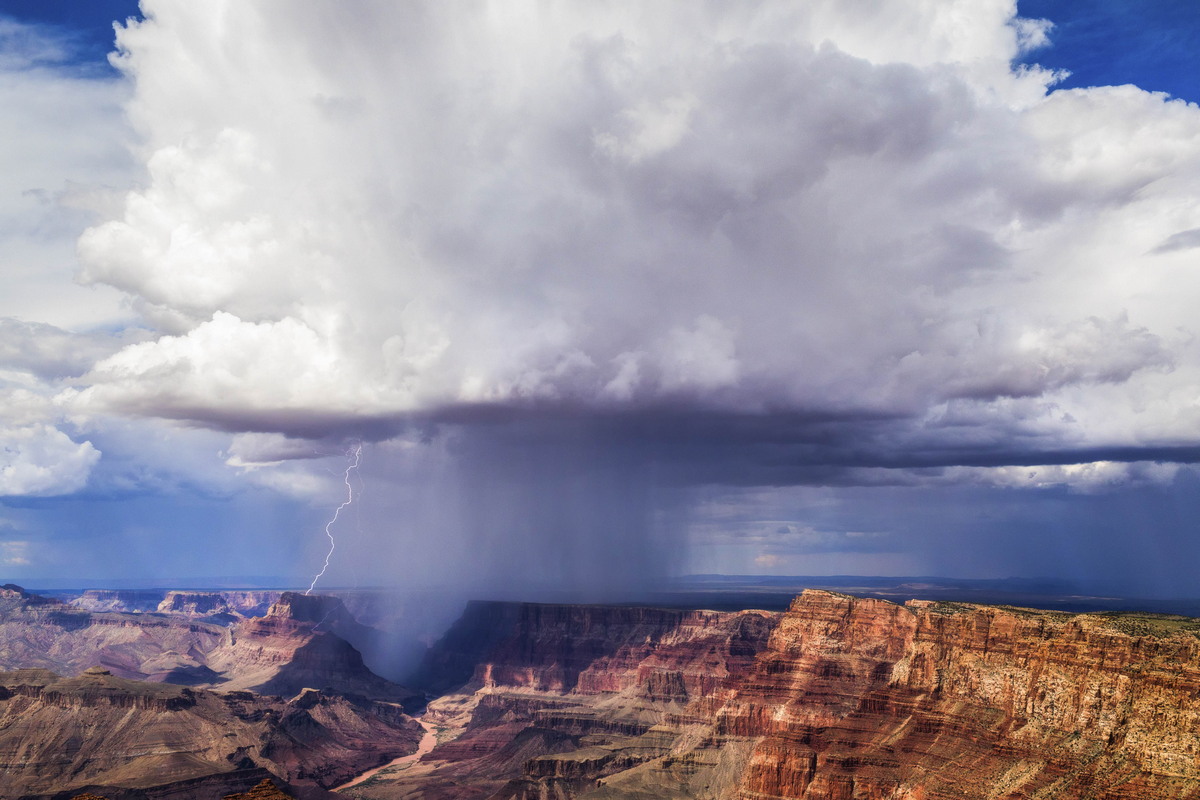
63, 0, 1200, 484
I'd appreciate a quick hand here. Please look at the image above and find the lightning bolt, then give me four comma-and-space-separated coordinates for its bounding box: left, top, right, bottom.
306, 443, 363, 596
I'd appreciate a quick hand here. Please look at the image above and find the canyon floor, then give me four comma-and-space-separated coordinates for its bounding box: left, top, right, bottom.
4, 583, 1200, 799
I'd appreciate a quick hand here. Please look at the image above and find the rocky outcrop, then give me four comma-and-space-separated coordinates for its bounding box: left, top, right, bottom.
2, 584, 54, 604
155, 590, 280, 618
356, 592, 1200, 800
0, 586, 232, 682
0, 668, 420, 799
207, 593, 414, 703
725, 591, 1200, 799
0, 587, 415, 703
71, 590, 167, 614
222, 779, 296, 800
22, 767, 282, 800
262, 592, 377, 652
18, 587, 1200, 799
410, 600, 775, 698
71, 590, 283, 617
63, 587, 433, 683
364, 601, 778, 800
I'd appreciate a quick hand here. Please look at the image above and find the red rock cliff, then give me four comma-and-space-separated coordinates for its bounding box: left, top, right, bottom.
727, 590, 1200, 800
368, 591, 1200, 800
211, 592, 414, 702
471, 602, 775, 701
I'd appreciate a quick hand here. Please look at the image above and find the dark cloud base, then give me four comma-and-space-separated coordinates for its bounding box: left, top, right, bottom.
127, 400, 1200, 488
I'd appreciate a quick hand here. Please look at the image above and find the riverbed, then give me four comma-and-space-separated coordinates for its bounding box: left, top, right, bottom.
334, 716, 438, 792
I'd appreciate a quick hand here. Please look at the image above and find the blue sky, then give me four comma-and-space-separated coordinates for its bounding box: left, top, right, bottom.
1017, 0, 1200, 101
7, 1, 1198, 100
2, 1, 1200, 598
0, 1, 139, 57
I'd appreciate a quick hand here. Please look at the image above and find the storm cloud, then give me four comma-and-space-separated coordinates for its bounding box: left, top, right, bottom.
4, 0, 1200, 593
67, 2, 1200, 468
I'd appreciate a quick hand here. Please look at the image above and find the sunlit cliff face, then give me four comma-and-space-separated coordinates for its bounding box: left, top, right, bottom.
4, 0, 1200, 593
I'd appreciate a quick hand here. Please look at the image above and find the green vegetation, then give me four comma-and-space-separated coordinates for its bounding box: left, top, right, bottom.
994, 605, 1073, 621
925, 601, 977, 615
1092, 612, 1200, 639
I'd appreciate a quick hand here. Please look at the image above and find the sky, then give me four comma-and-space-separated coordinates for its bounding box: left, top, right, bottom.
2, 0, 1200, 600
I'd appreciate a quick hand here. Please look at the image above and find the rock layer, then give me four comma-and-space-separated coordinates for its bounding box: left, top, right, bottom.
14, 588, 1200, 799
222, 779, 298, 800
366, 602, 779, 800
362, 591, 1200, 800
0, 587, 414, 702
726, 591, 1200, 799
71, 590, 169, 614
156, 591, 273, 618
209, 593, 410, 701
0, 668, 420, 799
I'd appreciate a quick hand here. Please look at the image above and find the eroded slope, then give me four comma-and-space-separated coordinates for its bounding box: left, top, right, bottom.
0, 668, 421, 799
355, 592, 1200, 800
0, 586, 414, 702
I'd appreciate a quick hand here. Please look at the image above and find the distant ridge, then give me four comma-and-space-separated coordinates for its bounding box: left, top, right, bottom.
652, 574, 1200, 617
10, 576, 310, 591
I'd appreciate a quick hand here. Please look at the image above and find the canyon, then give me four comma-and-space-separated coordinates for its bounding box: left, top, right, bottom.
358, 591, 1200, 799
0, 585, 413, 701
0, 669, 419, 799
6, 585, 1200, 798
0, 585, 423, 799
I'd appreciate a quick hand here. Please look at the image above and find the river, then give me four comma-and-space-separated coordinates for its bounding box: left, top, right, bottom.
334, 716, 438, 792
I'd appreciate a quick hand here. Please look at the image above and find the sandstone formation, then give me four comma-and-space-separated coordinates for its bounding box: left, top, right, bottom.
13, 587, 1200, 799
0, 585, 231, 683
65, 587, 426, 683
73, 590, 283, 617
157, 590, 261, 618
0, 667, 420, 799
0, 586, 414, 703
724, 591, 1200, 799
223, 779, 298, 800
71, 590, 168, 614
208, 593, 412, 702
365, 602, 779, 799
355, 591, 1200, 799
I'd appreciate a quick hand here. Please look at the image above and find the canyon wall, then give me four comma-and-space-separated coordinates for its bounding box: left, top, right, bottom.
365, 602, 780, 799
11, 587, 1200, 799
723, 591, 1200, 800
0, 586, 414, 702
156, 590, 279, 618
0, 585, 231, 683
361, 591, 1200, 800
208, 593, 412, 701
0, 668, 420, 799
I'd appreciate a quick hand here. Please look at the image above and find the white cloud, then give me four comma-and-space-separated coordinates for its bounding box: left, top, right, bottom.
0, 18, 72, 70
0, 20, 133, 329
0, 20, 132, 498
942, 461, 1185, 492
656, 316, 740, 394
0, 318, 120, 497
595, 93, 698, 163
0, 423, 99, 496
78, 312, 365, 415
0, 0, 1188, 497
237, 463, 338, 500
16, 2, 1200, 592
224, 432, 332, 467
0, 318, 145, 379
0, 539, 31, 567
